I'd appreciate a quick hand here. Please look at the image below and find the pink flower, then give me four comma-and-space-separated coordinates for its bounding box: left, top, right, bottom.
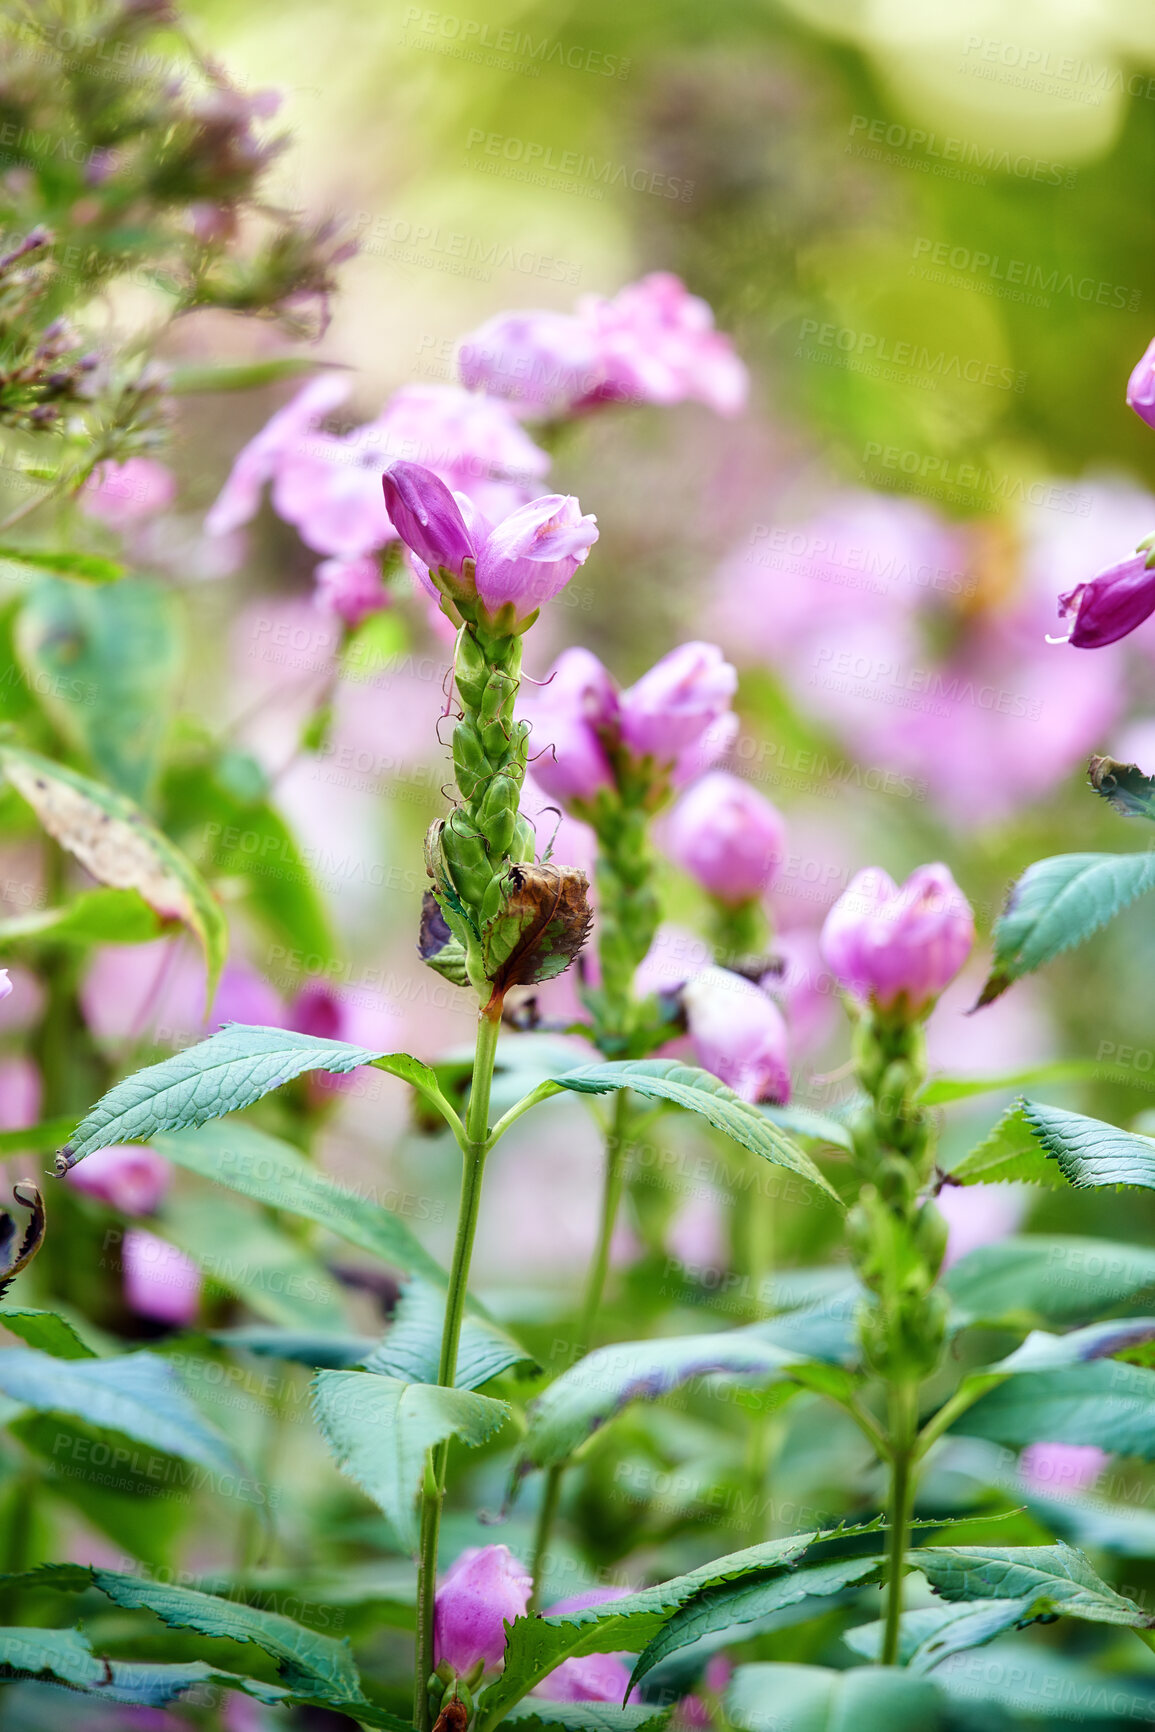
1019, 1442, 1106, 1496
67, 1145, 171, 1215
82, 458, 176, 526
434, 1545, 532, 1675
576, 273, 748, 415
458, 310, 603, 417
618, 643, 737, 762
820, 864, 974, 1018
122, 1229, 201, 1327
664, 772, 785, 906
0, 969, 11, 1004
1058, 550, 1155, 649
523, 647, 618, 805
681, 967, 790, 1103
382, 462, 598, 623
0, 1055, 39, 1132
313, 555, 388, 628
1127, 335, 1155, 430
536, 1587, 632, 1704
936, 1183, 1028, 1269
206, 373, 351, 537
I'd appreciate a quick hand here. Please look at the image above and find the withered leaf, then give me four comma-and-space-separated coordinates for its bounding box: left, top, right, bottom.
481, 863, 591, 995
0, 1184, 45, 1300
418, 891, 470, 988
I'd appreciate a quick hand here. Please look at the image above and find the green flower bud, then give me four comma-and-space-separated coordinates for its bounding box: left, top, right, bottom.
452, 720, 489, 803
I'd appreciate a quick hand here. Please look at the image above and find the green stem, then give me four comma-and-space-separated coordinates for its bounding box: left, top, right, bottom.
527, 1462, 564, 1616
880, 1381, 918, 1666
413, 1006, 502, 1731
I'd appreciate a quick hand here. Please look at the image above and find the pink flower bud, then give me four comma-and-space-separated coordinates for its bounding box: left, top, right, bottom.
665, 772, 785, 905
474, 493, 598, 614
681, 967, 791, 1104
433, 1545, 531, 1675
1127, 336, 1155, 430
458, 310, 603, 417
1058, 551, 1155, 648
524, 647, 617, 805
314, 555, 388, 628
536, 1587, 632, 1704
820, 864, 974, 1017
618, 643, 737, 763
122, 1229, 201, 1327
67, 1145, 171, 1216
381, 461, 476, 577
1019, 1442, 1106, 1496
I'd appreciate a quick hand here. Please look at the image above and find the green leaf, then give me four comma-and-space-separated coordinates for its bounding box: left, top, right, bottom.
498, 1706, 670, 1732
843, 1599, 1034, 1672
364, 1276, 535, 1389
0, 745, 226, 997
0, 886, 162, 948
0, 545, 123, 583
0, 1306, 96, 1358
0, 1348, 242, 1477
371, 1052, 463, 1133
519, 1327, 809, 1472
630, 1555, 886, 1689
208, 1326, 378, 1368
977, 852, 1155, 1007
161, 1192, 350, 1331
932, 1641, 1155, 1722
150, 1119, 446, 1283
921, 1059, 1102, 1106
942, 1103, 1066, 1187
1088, 755, 1155, 822
15, 576, 181, 802
0, 1625, 288, 1705
1017, 1099, 1155, 1189
0, 1116, 75, 1155
726, 1663, 943, 1732
312, 1371, 509, 1550
61, 1026, 390, 1164
476, 1532, 825, 1730
992, 1319, 1155, 1373
951, 1360, 1155, 1457
552, 1061, 841, 1203
944, 1235, 1155, 1325
168, 357, 342, 394
760, 1104, 854, 1152
907, 1543, 1150, 1626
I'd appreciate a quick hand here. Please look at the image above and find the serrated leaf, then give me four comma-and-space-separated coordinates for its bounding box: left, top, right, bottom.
312, 1370, 509, 1551
61, 1026, 387, 1164
0, 1306, 96, 1358
0, 1619, 288, 1706
499, 1705, 670, 1732
1018, 1099, 1155, 1190
1, 745, 225, 996
552, 1062, 840, 1204
162, 1191, 349, 1331
942, 1103, 1066, 1188
364, 1276, 534, 1389
631, 1555, 886, 1689
944, 1235, 1155, 1325
977, 852, 1155, 1007
519, 1328, 807, 1472
15, 576, 181, 802
726, 1663, 942, 1732
0, 885, 162, 948
0, 1348, 242, 1476
907, 1543, 1149, 1626
843, 1598, 1035, 1672
952, 1360, 1155, 1457
0, 545, 123, 582
150, 1118, 446, 1283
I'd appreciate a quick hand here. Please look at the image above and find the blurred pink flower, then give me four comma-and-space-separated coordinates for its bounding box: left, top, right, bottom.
0, 1054, 40, 1131
206, 373, 351, 536
1019, 1442, 1106, 1496
82, 458, 176, 526
936, 1184, 1029, 1270
67, 1145, 171, 1215
536, 1587, 632, 1703
681, 967, 790, 1103
122, 1229, 201, 1327
314, 555, 388, 628
576, 273, 748, 415
765, 927, 839, 1060
81, 944, 283, 1049
678, 1656, 733, 1727
1127, 335, 1155, 430
663, 771, 785, 906
666, 1188, 729, 1270
459, 309, 603, 417
618, 643, 738, 762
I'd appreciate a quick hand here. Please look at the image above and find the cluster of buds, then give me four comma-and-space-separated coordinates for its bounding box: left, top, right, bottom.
0, 230, 98, 431
382, 461, 596, 1009
821, 864, 974, 1379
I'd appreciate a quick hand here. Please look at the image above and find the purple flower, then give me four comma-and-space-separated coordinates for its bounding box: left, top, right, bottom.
820, 864, 974, 1017
314, 555, 388, 628
576, 273, 748, 416
67, 1145, 171, 1216
206, 373, 352, 537
434, 1545, 532, 1675
458, 310, 603, 418
681, 967, 791, 1104
618, 643, 738, 761
122, 1229, 201, 1327
0, 969, 11, 1004
1019, 1442, 1106, 1496
536, 1587, 632, 1704
1058, 551, 1155, 648
1127, 336, 1155, 430
664, 771, 785, 905
382, 462, 598, 622
82, 458, 176, 527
